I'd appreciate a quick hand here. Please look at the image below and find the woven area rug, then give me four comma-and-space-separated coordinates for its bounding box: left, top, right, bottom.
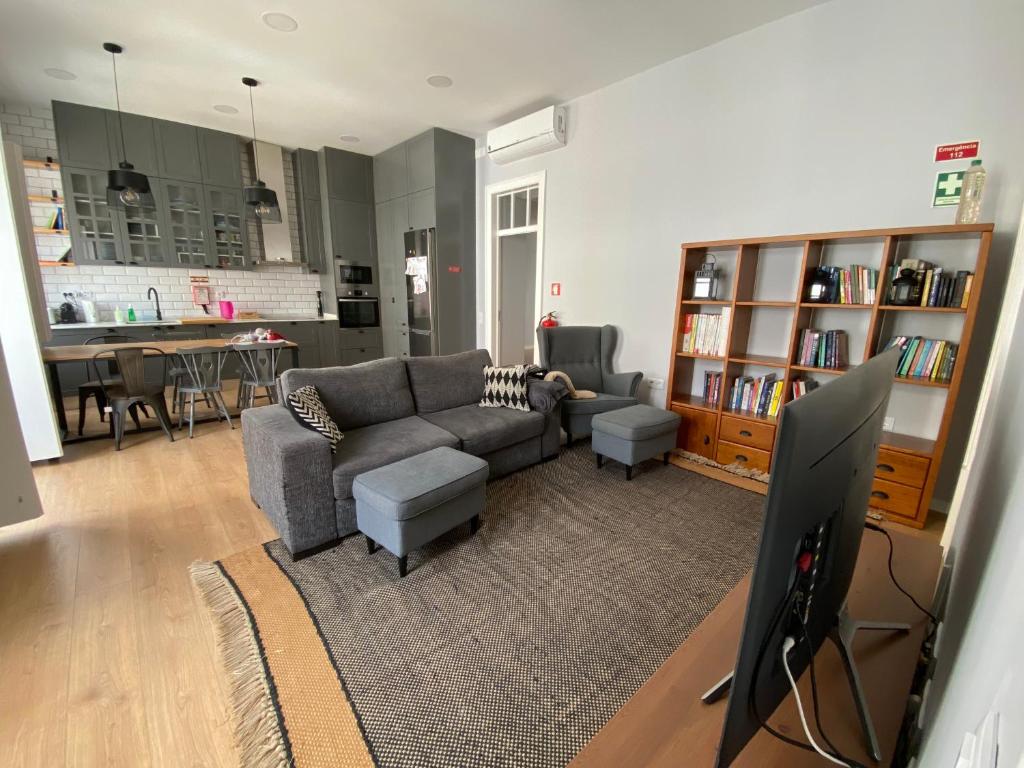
192, 444, 764, 768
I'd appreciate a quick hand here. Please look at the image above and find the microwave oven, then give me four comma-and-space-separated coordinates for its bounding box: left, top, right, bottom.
337, 296, 380, 329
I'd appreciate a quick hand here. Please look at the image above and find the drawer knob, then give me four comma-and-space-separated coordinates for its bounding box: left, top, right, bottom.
736, 454, 748, 463
703, 436, 710, 445
739, 429, 752, 437
871, 490, 889, 500
876, 463, 895, 473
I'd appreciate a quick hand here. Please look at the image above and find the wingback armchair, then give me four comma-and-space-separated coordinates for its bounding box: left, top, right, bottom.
537, 324, 642, 446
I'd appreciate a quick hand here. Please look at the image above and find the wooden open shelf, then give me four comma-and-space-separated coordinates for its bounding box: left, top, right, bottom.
23, 158, 60, 170
33, 226, 70, 235
666, 222, 993, 529
28, 194, 64, 204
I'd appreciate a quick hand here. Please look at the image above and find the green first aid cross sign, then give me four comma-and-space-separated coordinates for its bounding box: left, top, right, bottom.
933, 170, 965, 207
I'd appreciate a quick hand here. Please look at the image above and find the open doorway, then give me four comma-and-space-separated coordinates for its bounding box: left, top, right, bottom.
484, 172, 545, 366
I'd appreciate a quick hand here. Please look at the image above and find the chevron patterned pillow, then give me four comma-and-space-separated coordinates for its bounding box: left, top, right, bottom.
480, 364, 531, 411
284, 385, 343, 453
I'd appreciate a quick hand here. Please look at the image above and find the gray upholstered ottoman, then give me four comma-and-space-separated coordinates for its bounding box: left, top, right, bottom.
353, 446, 489, 577
591, 404, 682, 480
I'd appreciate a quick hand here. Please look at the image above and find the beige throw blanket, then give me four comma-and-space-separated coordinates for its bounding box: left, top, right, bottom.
543, 371, 597, 399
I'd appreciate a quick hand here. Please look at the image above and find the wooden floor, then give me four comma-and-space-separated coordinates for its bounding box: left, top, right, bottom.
1, 384, 271, 767
2, 390, 944, 766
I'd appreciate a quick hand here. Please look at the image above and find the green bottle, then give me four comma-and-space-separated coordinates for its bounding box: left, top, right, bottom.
127, 304, 136, 322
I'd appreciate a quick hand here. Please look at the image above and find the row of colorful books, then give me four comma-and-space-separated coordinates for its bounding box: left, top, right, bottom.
887, 259, 974, 308
818, 265, 878, 305
796, 329, 849, 369
680, 309, 731, 357
728, 373, 784, 417
702, 371, 723, 406
884, 336, 958, 382
791, 378, 820, 399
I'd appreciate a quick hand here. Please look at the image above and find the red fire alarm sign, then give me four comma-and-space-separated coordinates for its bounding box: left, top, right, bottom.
550, 283, 561, 296
934, 141, 979, 162
448, 265, 462, 273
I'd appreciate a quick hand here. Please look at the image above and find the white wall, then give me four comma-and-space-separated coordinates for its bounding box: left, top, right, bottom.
917, 212, 1024, 765
476, 0, 1024, 504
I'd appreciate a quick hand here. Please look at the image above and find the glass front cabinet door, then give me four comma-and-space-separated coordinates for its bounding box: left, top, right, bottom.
204, 185, 248, 269
63, 166, 123, 263
161, 179, 209, 267
118, 182, 167, 266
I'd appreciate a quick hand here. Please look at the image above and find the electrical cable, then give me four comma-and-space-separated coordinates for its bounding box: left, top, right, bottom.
864, 522, 939, 640
781, 637, 851, 767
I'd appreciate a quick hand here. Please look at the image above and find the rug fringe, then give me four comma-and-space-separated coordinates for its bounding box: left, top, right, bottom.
190, 561, 292, 768
679, 451, 771, 482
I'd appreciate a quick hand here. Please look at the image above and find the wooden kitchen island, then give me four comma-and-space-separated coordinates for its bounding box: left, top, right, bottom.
570, 526, 940, 767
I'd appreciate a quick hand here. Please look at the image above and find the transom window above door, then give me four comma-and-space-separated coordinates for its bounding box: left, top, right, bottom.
496, 185, 539, 233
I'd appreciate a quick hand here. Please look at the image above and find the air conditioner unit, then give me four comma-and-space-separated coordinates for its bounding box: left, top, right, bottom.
486, 106, 566, 165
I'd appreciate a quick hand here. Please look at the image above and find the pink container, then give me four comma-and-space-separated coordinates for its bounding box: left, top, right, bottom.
219, 300, 234, 320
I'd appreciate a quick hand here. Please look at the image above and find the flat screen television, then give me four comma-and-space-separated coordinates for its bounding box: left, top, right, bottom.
706, 348, 903, 767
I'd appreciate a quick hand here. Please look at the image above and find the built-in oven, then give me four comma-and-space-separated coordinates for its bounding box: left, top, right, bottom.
337, 296, 380, 329
338, 261, 373, 296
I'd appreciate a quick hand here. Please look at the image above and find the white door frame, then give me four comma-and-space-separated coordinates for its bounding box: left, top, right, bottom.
483, 170, 546, 364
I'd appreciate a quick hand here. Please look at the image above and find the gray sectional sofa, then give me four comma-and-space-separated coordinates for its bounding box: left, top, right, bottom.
241, 349, 563, 555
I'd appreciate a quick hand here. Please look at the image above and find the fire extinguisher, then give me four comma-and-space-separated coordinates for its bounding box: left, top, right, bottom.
539, 311, 558, 328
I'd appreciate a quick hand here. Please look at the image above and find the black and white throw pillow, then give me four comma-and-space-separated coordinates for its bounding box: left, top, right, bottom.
480, 365, 530, 411
285, 385, 343, 453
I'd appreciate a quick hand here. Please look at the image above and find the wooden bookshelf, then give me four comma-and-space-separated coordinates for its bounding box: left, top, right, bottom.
666, 223, 993, 529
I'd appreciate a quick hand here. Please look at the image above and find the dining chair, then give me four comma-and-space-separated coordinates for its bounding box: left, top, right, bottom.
175, 346, 233, 438
234, 342, 283, 410
78, 334, 149, 435
91, 347, 175, 450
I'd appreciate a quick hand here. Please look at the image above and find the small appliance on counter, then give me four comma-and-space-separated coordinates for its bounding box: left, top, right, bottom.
57, 293, 78, 324
219, 299, 235, 320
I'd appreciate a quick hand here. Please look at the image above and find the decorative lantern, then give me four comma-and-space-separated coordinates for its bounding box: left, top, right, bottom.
693, 255, 719, 300
806, 267, 836, 303
890, 268, 919, 306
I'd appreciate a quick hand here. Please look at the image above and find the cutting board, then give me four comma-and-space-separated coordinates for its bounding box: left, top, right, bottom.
179, 317, 230, 324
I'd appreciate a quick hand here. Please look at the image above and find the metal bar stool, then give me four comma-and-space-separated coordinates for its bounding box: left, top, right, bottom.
175, 346, 234, 438
91, 347, 175, 450
234, 342, 283, 410
78, 334, 148, 435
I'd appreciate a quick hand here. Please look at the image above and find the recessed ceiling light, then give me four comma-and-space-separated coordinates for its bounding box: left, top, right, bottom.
261, 11, 298, 32
44, 68, 77, 81
339, 135, 360, 143
213, 104, 239, 114
426, 75, 453, 88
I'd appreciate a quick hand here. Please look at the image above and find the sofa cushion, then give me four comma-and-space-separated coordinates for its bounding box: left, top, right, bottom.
420, 403, 545, 456
281, 358, 415, 431
352, 447, 489, 522
331, 415, 459, 500
561, 392, 637, 415
284, 385, 343, 452
480, 364, 530, 411
405, 349, 492, 414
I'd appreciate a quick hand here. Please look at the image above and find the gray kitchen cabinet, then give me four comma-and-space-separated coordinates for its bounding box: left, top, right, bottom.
408, 187, 436, 231
340, 346, 382, 366
198, 129, 243, 188
161, 179, 209, 267
118, 181, 167, 266
324, 148, 372, 203
154, 120, 203, 182
106, 111, 159, 176
278, 321, 319, 370
372, 143, 408, 202
204, 185, 249, 269
374, 197, 410, 359
328, 198, 374, 262
62, 166, 123, 264
316, 322, 341, 367
294, 149, 320, 200
300, 197, 327, 274
337, 328, 382, 350
53, 102, 112, 170
406, 130, 435, 193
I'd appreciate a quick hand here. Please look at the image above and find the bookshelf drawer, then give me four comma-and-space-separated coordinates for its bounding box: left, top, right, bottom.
671, 405, 717, 460
869, 478, 922, 519
874, 448, 929, 488
716, 440, 771, 474
720, 415, 775, 451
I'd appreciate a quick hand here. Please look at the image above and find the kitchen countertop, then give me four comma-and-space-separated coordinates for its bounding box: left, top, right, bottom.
50, 315, 337, 330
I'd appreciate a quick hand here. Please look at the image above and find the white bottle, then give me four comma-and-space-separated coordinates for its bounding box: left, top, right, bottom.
955, 159, 986, 225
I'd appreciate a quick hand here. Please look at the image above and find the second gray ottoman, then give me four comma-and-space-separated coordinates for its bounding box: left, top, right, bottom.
353, 446, 489, 577
592, 404, 682, 480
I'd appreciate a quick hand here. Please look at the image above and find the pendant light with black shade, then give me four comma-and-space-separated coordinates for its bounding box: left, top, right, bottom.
104, 42, 154, 210
241, 77, 282, 223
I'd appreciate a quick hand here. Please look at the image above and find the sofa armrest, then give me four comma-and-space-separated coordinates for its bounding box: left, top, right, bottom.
241, 405, 337, 554
604, 370, 643, 397
527, 379, 569, 414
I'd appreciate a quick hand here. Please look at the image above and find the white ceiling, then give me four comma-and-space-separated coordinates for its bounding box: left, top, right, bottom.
0, 0, 828, 155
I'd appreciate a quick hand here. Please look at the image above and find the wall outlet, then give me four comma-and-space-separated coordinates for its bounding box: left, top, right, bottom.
646, 377, 665, 390
883, 416, 895, 431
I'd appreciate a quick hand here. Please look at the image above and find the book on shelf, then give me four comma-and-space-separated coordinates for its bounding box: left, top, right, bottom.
887, 260, 974, 308
884, 335, 958, 383
790, 378, 820, 400
701, 371, 723, 406
797, 328, 849, 369
728, 373, 783, 418
811, 265, 878, 304
680, 309, 730, 356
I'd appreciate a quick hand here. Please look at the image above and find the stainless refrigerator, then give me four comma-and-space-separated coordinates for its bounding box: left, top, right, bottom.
404, 228, 438, 356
